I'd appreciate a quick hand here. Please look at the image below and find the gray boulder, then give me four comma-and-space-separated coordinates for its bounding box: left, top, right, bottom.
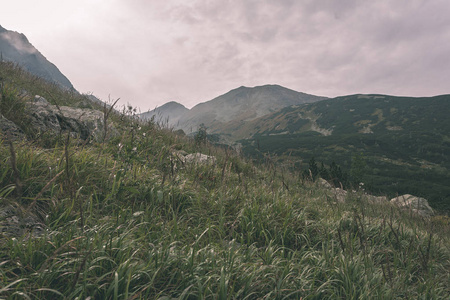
390, 194, 434, 217
318, 178, 333, 189
184, 153, 216, 165
365, 194, 388, 203
333, 188, 348, 203
27, 96, 114, 140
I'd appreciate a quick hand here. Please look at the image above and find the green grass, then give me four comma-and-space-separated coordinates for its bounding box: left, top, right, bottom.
0, 63, 449, 299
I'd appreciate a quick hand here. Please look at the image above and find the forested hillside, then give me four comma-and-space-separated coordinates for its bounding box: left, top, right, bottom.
241, 94, 450, 212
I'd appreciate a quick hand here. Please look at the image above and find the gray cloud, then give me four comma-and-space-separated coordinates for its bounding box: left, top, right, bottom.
2, 0, 450, 109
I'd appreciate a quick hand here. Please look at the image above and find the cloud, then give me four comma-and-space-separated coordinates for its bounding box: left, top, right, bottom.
2, 0, 450, 109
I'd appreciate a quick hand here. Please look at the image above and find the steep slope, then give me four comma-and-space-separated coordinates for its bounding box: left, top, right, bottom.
241, 94, 450, 211
0, 25, 74, 90
178, 84, 327, 137
140, 101, 188, 127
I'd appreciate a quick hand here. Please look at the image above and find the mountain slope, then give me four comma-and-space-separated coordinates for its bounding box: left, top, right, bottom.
0, 25, 74, 90
140, 101, 188, 127
240, 94, 450, 211
178, 84, 327, 138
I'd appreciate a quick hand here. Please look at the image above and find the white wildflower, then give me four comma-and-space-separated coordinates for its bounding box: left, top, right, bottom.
133, 211, 144, 217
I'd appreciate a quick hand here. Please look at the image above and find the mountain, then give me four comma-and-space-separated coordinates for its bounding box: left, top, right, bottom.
0, 25, 74, 90
140, 101, 188, 127
240, 94, 450, 212
178, 84, 327, 139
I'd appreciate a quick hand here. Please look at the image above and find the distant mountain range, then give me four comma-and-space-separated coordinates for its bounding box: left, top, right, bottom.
0, 25, 74, 90
140, 84, 327, 142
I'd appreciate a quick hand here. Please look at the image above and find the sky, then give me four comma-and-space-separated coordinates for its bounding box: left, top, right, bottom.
1, 0, 450, 110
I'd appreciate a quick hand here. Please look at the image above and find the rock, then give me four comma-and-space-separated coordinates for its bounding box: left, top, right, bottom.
173, 150, 188, 158
0, 113, 25, 140
318, 178, 333, 189
390, 194, 434, 217
184, 153, 216, 165
329, 188, 348, 203
0, 204, 46, 237
2, 95, 115, 141
365, 194, 388, 203
27, 96, 116, 141
34, 95, 49, 105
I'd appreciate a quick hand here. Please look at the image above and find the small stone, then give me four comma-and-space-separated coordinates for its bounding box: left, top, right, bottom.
390, 194, 434, 217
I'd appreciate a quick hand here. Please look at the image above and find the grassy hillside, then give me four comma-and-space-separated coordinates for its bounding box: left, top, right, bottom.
241, 94, 450, 213
0, 61, 97, 109
1, 63, 450, 299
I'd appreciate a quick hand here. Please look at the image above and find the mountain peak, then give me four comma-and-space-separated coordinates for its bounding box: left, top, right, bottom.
139, 101, 189, 125
177, 84, 327, 137
160, 101, 187, 109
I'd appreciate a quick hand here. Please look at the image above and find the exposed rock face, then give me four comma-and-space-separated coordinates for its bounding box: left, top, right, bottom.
29, 95, 110, 140
0, 95, 114, 141
390, 194, 434, 217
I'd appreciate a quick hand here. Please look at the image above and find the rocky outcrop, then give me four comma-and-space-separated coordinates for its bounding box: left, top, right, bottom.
1, 95, 115, 141
390, 194, 434, 217
29, 95, 111, 140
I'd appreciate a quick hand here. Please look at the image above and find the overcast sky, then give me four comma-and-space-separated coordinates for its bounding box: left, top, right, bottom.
2, 0, 450, 110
